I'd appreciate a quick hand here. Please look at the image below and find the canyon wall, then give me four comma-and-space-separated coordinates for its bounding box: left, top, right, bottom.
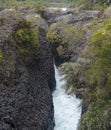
0, 9, 55, 130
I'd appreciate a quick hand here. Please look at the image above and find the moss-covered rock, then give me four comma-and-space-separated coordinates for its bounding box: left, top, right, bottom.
15, 27, 39, 46
14, 18, 40, 63
47, 19, 87, 66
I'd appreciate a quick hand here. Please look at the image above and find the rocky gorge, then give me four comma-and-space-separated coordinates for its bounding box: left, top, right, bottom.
45, 6, 111, 130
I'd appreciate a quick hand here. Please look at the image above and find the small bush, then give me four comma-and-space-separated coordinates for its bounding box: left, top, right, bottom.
59, 58, 90, 92
15, 20, 40, 63
16, 27, 39, 47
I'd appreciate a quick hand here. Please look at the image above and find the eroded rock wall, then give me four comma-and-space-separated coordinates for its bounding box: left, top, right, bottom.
0, 9, 55, 130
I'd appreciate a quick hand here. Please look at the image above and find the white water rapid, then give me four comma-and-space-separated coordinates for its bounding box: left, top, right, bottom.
53, 66, 82, 130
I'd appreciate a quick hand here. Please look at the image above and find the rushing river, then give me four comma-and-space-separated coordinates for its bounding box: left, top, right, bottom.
53, 66, 82, 130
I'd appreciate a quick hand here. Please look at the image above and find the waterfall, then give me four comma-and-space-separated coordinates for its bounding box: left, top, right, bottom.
53, 66, 82, 130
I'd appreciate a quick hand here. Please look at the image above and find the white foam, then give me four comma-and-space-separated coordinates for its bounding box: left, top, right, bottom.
47, 7, 67, 12
61, 8, 67, 11
53, 66, 82, 130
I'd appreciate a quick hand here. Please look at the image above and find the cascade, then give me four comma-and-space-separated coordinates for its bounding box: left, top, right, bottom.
53, 66, 82, 130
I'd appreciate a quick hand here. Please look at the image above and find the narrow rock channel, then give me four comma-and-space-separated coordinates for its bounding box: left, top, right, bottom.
53, 66, 82, 130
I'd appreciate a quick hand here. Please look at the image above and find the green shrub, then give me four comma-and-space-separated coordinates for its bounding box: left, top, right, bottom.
0, 52, 2, 62
46, 24, 62, 44
15, 20, 40, 63
70, 0, 107, 10
59, 58, 90, 92
78, 100, 111, 130
16, 27, 39, 47
85, 21, 111, 100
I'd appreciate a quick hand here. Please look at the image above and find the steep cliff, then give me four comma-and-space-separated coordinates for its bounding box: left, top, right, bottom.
0, 9, 55, 130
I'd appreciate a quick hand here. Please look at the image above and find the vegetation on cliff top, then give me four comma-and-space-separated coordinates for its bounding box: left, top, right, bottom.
0, 0, 109, 10
0, 0, 70, 9
0, 0, 111, 129
70, 0, 108, 10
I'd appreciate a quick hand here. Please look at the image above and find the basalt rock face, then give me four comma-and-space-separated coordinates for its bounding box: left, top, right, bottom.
0, 9, 55, 130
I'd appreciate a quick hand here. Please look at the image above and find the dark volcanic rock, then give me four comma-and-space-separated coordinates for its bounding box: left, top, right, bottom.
0, 9, 55, 130
39, 28, 56, 91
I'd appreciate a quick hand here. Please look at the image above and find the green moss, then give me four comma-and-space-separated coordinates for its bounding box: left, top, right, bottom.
57, 45, 64, 56
0, 52, 2, 62
15, 20, 40, 63
26, 17, 37, 24
16, 27, 39, 47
